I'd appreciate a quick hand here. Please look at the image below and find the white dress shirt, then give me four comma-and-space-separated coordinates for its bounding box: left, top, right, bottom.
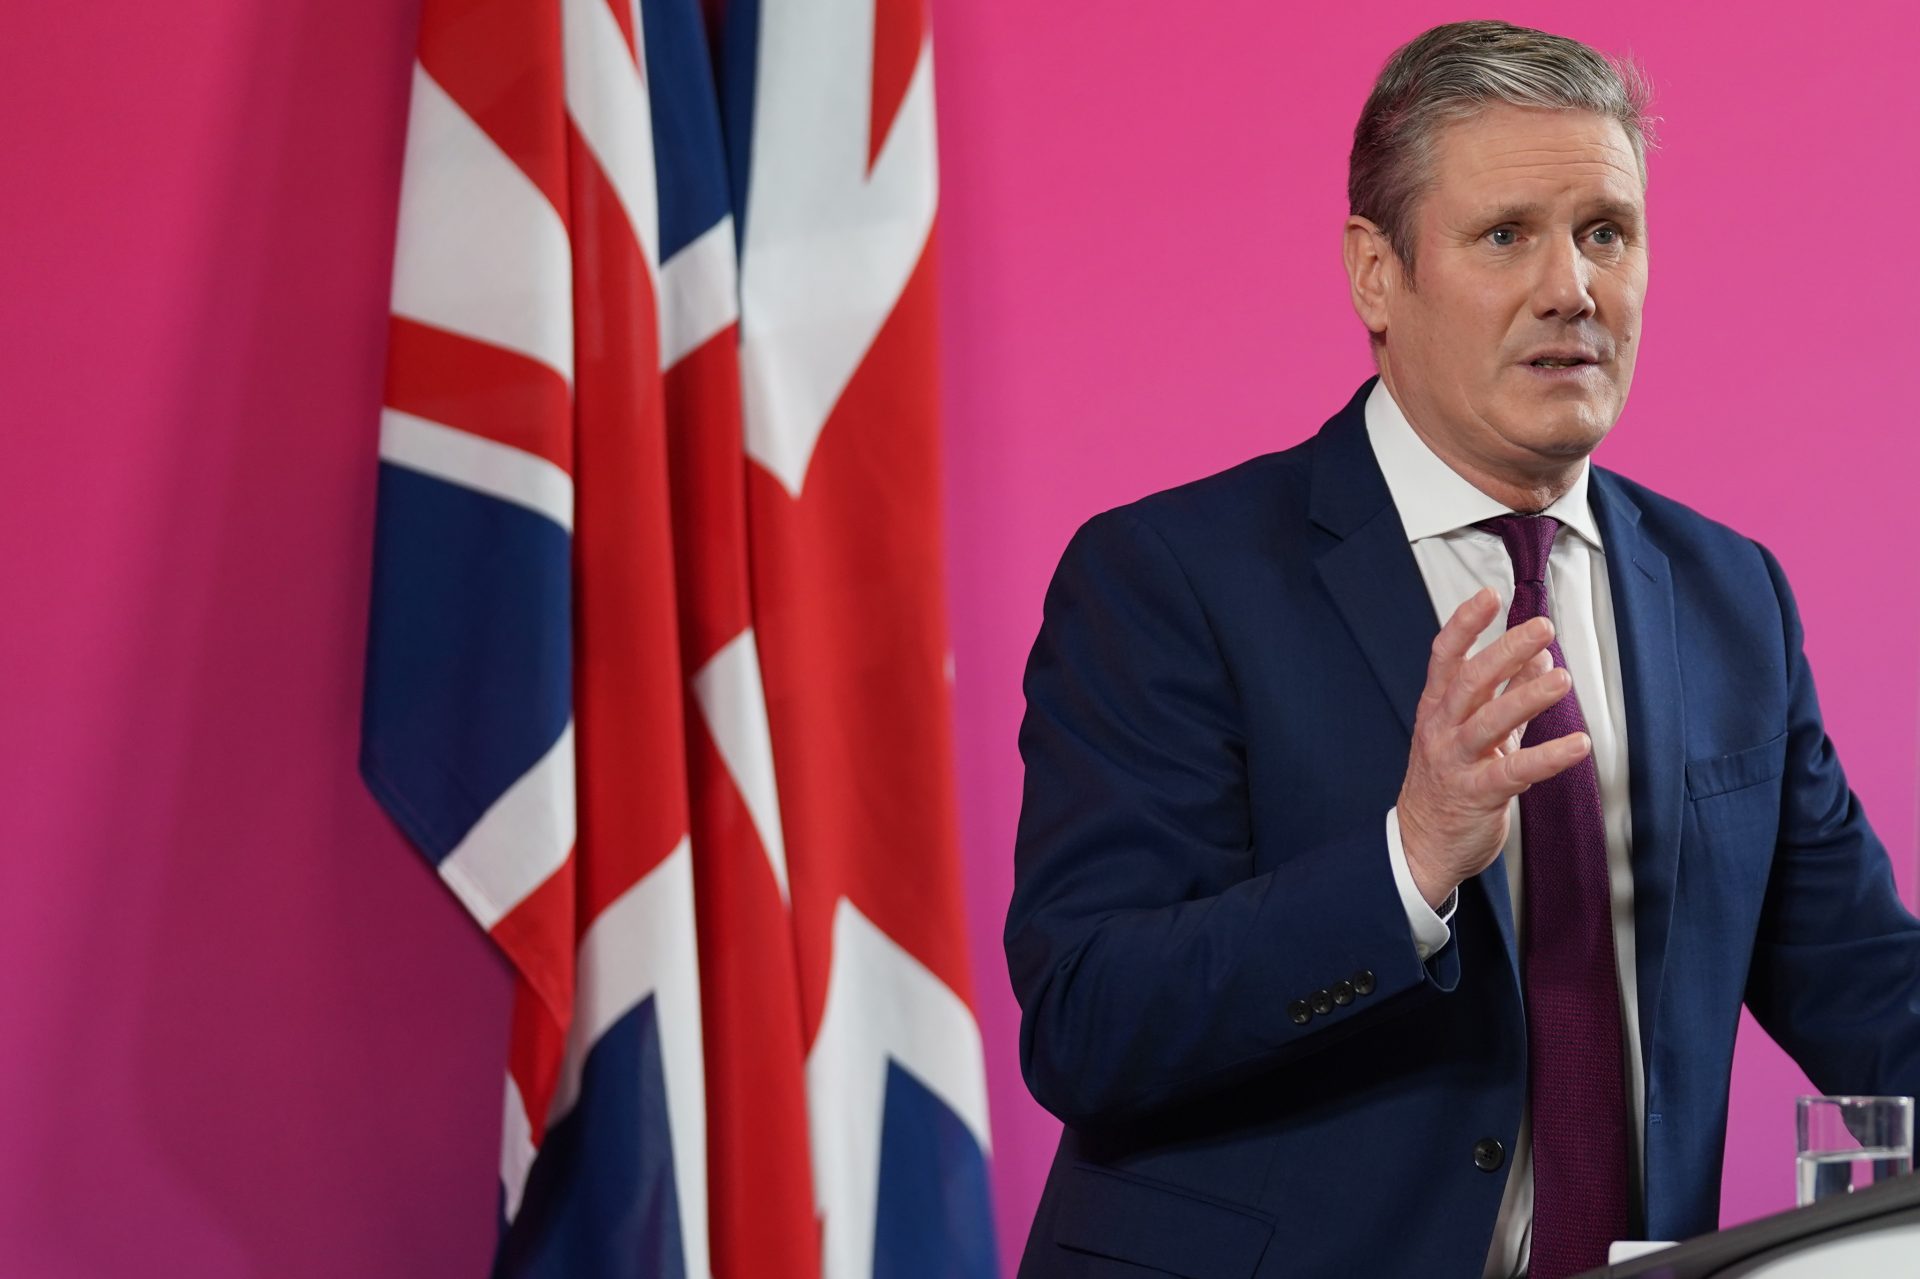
1365, 380, 1646, 1279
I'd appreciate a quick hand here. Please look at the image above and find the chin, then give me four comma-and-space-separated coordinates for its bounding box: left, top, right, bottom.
1536, 412, 1614, 458
1496, 404, 1614, 460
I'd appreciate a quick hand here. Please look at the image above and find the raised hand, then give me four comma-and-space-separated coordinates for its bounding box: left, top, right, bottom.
1396, 587, 1592, 909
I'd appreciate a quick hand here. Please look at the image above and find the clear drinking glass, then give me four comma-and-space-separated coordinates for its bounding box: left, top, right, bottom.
1795, 1094, 1914, 1206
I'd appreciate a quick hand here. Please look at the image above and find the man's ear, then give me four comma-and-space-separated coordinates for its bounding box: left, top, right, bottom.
1343, 215, 1398, 336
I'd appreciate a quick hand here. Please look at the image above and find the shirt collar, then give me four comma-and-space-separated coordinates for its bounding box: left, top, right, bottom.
1362, 378, 1603, 549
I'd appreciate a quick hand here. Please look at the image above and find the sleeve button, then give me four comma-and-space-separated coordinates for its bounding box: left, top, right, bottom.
1309, 989, 1334, 1016
1352, 969, 1376, 996
1331, 980, 1355, 1006
1287, 1000, 1312, 1026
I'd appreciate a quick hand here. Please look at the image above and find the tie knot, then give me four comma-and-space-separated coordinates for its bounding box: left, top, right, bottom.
1475, 513, 1560, 585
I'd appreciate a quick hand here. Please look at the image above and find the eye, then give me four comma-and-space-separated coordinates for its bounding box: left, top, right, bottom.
1487, 227, 1518, 247
1590, 224, 1621, 246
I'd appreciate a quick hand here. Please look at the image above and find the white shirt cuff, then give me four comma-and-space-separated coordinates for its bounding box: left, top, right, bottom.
1385, 805, 1455, 960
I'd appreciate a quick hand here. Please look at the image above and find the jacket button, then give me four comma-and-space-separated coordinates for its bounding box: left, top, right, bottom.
1287, 1000, 1312, 1026
1309, 989, 1334, 1016
1473, 1138, 1505, 1172
1331, 980, 1355, 1006
1352, 969, 1376, 996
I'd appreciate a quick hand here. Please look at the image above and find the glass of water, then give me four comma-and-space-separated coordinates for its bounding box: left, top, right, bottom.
1795, 1094, 1914, 1206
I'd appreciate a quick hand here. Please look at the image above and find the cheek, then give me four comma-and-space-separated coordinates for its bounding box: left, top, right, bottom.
1430, 289, 1507, 362
1603, 269, 1647, 330
1472, 286, 1526, 352
1611, 296, 1645, 365
1397, 295, 1454, 366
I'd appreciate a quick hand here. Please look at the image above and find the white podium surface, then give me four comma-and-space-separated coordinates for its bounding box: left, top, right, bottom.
1744, 1218, 1920, 1277
1590, 1175, 1920, 1277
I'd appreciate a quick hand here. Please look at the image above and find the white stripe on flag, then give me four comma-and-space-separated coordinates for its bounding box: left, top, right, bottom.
548, 838, 710, 1279
737, 11, 938, 497
660, 217, 740, 370
499, 1071, 540, 1225
437, 721, 577, 930
561, 0, 661, 275
379, 409, 575, 533
389, 64, 574, 383
808, 897, 992, 1279
691, 627, 789, 903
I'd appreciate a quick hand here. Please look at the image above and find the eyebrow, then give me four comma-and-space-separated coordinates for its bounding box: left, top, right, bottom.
1475, 200, 1645, 228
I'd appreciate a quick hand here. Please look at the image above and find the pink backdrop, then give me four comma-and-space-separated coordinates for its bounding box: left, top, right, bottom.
4, 2, 1916, 1275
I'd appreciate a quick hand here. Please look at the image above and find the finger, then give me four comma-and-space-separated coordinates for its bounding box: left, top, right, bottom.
1418, 588, 1500, 712
1504, 645, 1553, 695
1456, 665, 1570, 760
1471, 730, 1591, 797
1489, 645, 1553, 711
1439, 613, 1556, 726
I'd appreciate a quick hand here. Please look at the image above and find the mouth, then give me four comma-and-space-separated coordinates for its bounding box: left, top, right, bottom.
1523, 349, 1601, 367
1520, 350, 1604, 381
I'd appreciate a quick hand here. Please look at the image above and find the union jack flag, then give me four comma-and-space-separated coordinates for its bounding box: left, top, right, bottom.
360, 0, 994, 1274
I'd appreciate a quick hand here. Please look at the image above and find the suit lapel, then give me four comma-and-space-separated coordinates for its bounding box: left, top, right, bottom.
1314, 510, 1435, 737
1308, 380, 1522, 973
1307, 388, 1684, 1121
1308, 379, 1435, 737
1590, 469, 1684, 1086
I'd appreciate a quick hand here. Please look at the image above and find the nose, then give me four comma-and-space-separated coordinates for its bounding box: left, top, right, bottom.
1532, 232, 1595, 322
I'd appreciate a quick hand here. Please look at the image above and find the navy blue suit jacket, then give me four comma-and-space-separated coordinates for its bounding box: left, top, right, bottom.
1006, 379, 1920, 1278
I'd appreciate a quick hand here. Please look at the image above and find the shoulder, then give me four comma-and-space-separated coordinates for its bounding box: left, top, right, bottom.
1066, 437, 1319, 571
1594, 466, 1770, 571
1057, 378, 1376, 573
1594, 466, 1794, 637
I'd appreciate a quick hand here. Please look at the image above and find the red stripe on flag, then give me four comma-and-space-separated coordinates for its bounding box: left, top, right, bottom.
416, 0, 570, 217
664, 304, 820, 1275
506, 973, 569, 1149
385, 317, 574, 475
605, 0, 639, 68
489, 851, 578, 1035
565, 122, 692, 929
664, 329, 752, 666
686, 720, 821, 1277
748, 232, 975, 1035
868, 0, 926, 172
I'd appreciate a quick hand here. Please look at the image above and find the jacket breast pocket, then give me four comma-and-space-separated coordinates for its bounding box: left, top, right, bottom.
1685, 732, 1787, 800
1052, 1163, 1274, 1279
1684, 732, 1787, 837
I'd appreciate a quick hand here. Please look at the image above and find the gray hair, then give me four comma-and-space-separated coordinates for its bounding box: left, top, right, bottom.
1349, 21, 1655, 281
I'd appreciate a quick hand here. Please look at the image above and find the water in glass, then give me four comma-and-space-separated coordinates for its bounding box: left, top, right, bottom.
1795, 1147, 1914, 1204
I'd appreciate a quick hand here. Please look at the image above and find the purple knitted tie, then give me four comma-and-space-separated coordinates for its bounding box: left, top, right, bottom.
1476, 514, 1630, 1279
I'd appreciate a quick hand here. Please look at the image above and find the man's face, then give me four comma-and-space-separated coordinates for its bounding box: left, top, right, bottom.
1370, 105, 1648, 480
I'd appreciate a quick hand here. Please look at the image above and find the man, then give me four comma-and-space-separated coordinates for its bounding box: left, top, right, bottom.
1005, 20, 1920, 1279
